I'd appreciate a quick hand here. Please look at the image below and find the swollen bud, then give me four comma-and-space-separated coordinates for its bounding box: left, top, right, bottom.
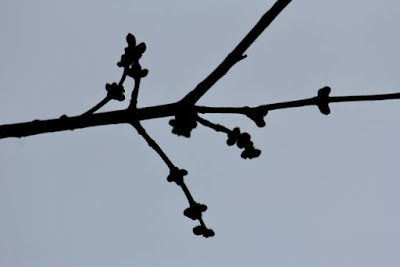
317, 86, 331, 115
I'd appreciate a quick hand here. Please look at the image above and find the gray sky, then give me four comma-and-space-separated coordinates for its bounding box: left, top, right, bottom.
1, 1, 400, 266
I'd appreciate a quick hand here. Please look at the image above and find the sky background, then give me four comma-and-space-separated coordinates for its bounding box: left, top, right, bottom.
1, 0, 400, 266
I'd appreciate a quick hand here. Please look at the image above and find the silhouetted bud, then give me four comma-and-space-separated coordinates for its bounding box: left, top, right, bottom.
105, 82, 125, 101
169, 109, 198, 138
126, 33, 136, 46
227, 127, 240, 146
227, 136, 236, 146
245, 107, 268, 127
183, 203, 207, 220
237, 132, 251, 149
141, 69, 149, 77
203, 228, 215, 238
167, 168, 187, 185
198, 203, 207, 212
192, 225, 214, 237
193, 225, 204, 236
127, 64, 143, 78
117, 54, 131, 68
241, 147, 261, 159
317, 86, 331, 115
117, 35, 147, 68
136, 42, 146, 54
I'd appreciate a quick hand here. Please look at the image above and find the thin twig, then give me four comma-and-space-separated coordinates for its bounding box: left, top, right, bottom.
131, 121, 195, 202
131, 121, 211, 233
131, 121, 175, 169
81, 96, 111, 116
129, 77, 141, 109
196, 115, 231, 134
181, 0, 292, 104
131, 121, 197, 206
195, 91, 400, 115
80, 69, 128, 116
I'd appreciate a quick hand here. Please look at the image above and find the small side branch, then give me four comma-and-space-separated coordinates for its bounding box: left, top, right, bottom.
131, 121, 196, 204
196, 116, 231, 134
81, 96, 111, 116
131, 121, 175, 169
131, 121, 214, 237
80, 70, 128, 116
129, 77, 141, 109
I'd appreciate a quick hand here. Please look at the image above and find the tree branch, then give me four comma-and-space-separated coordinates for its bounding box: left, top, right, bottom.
1, 0, 398, 238
2, 89, 400, 139
132, 121, 214, 236
196, 115, 231, 134
0, 103, 178, 139
129, 77, 141, 109
81, 96, 111, 116
180, 0, 292, 104
131, 121, 175, 169
195, 90, 400, 118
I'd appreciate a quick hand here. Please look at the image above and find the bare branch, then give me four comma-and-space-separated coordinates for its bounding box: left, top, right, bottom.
132, 121, 214, 237
81, 70, 128, 116
195, 90, 400, 120
0, 103, 179, 139
2, 89, 400, 140
129, 77, 142, 109
196, 116, 231, 134
131, 121, 175, 169
81, 96, 111, 116
180, 0, 292, 104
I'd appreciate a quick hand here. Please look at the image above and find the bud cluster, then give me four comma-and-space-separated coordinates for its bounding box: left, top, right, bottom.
193, 225, 215, 238
227, 127, 261, 159
169, 108, 198, 138
105, 82, 125, 101
103, 33, 148, 104
166, 167, 188, 186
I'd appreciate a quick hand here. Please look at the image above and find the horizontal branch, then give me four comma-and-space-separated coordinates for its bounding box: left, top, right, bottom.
0, 103, 179, 139
2, 90, 400, 140
195, 91, 400, 115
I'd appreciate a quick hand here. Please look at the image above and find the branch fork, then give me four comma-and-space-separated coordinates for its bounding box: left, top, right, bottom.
2, 0, 400, 237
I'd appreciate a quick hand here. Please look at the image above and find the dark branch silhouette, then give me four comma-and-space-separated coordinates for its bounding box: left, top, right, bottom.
1, 0, 398, 237
180, 0, 292, 104
2, 89, 399, 139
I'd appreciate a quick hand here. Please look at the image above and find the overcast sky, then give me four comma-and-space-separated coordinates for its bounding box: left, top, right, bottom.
1, 1, 400, 266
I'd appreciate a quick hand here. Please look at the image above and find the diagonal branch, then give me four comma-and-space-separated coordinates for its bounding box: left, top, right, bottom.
81, 69, 128, 116
196, 115, 231, 134
180, 0, 292, 104
81, 96, 111, 116
132, 121, 214, 236
131, 121, 175, 169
